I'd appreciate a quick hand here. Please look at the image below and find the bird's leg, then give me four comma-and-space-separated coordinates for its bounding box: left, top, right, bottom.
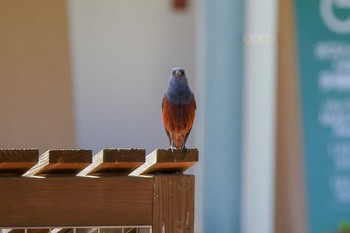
170, 134, 175, 152
181, 146, 188, 160
181, 133, 187, 160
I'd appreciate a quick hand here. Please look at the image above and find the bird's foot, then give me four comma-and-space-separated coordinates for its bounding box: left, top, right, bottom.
180, 146, 188, 160
168, 146, 175, 152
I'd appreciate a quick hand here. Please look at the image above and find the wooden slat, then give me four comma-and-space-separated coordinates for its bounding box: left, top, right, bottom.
152, 175, 195, 233
0, 230, 50, 233
0, 149, 39, 176
0, 177, 153, 228
130, 149, 198, 176
23, 149, 92, 177
78, 149, 145, 177
50, 229, 73, 233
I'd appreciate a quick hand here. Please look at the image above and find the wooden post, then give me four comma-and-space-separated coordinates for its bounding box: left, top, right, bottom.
152, 175, 195, 233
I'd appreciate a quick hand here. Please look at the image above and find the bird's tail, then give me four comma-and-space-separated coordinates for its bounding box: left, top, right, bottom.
173, 133, 186, 150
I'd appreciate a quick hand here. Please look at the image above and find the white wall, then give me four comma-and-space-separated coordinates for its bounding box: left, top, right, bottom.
67, 0, 196, 153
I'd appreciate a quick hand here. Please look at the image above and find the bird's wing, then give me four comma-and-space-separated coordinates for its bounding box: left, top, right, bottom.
193, 94, 197, 110
162, 95, 172, 143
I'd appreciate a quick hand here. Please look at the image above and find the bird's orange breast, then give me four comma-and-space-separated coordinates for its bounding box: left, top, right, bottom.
161, 95, 196, 148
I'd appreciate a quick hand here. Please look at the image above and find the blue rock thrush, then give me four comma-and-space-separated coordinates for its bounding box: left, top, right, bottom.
161, 68, 196, 150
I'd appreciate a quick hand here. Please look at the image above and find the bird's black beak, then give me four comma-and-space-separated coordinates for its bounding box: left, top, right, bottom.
175, 70, 181, 77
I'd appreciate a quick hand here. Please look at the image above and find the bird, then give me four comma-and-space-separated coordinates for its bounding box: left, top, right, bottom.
161, 68, 196, 151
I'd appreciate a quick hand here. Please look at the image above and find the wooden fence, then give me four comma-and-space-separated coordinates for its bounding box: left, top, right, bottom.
0, 148, 198, 233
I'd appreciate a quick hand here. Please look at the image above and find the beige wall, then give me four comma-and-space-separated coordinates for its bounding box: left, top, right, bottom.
275, 0, 308, 232
0, 0, 76, 152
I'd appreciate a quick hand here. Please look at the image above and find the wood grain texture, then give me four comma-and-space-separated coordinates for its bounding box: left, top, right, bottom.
23, 149, 92, 177
78, 149, 145, 177
2, 230, 50, 233
130, 149, 198, 176
0, 177, 153, 228
50, 229, 73, 233
152, 175, 195, 233
0, 149, 39, 176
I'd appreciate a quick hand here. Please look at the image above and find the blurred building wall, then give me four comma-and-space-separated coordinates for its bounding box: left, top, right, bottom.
0, 0, 76, 152
275, 0, 307, 232
67, 0, 196, 153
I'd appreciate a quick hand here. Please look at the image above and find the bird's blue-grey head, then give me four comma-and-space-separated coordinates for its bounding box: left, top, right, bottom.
165, 68, 194, 105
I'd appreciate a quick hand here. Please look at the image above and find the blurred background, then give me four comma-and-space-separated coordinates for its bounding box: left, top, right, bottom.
1, 0, 349, 233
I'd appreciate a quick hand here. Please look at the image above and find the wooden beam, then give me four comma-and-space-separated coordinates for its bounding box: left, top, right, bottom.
23, 149, 92, 177
0, 149, 39, 176
1, 228, 150, 233
152, 175, 195, 233
78, 149, 145, 177
130, 149, 198, 176
0, 177, 153, 227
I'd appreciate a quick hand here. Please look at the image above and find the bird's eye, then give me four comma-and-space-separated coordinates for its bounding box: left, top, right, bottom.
172, 70, 176, 75
180, 70, 185, 75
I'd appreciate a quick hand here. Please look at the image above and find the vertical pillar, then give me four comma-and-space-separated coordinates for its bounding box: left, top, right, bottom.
203, 0, 244, 232
241, 0, 278, 233
152, 175, 195, 233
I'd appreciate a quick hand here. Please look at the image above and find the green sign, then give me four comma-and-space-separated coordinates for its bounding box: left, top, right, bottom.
295, 0, 350, 232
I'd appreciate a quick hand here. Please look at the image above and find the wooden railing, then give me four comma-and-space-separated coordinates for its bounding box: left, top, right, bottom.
0, 148, 198, 233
